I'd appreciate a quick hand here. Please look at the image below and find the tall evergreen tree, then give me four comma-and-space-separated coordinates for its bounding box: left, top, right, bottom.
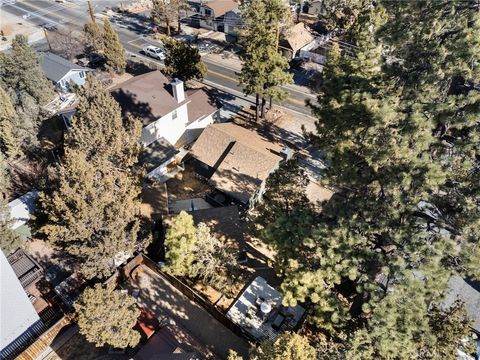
347, 274, 475, 359
164, 211, 197, 277
265, 1, 480, 344
189, 222, 238, 292
38, 149, 144, 279
74, 284, 141, 348
0, 157, 22, 253
240, 0, 293, 119
0, 85, 21, 159
164, 39, 207, 81
83, 21, 104, 55
0, 35, 55, 105
37, 78, 146, 279
252, 333, 317, 360
65, 75, 140, 168
102, 19, 126, 74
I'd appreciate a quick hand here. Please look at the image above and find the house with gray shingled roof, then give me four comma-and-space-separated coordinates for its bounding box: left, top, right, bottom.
39, 52, 92, 92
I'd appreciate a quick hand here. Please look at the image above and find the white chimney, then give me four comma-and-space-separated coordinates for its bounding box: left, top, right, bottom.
171, 79, 185, 103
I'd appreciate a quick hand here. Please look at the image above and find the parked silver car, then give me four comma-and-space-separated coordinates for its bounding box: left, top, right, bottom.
142, 45, 166, 61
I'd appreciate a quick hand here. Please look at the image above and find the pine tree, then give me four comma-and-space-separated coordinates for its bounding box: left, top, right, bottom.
38, 150, 145, 279
37, 78, 146, 279
164, 211, 197, 277
102, 19, 126, 74
9, 90, 43, 152
271, 0, 480, 339
65, 75, 141, 167
189, 222, 237, 292
164, 39, 207, 81
0, 85, 21, 159
83, 21, 103, 55
318, 0, 373, 35
0, 157, 22, 253
240, 0, 293, 119
74, 284, 141, 348
250, 333, 317, 360
0, 35, 55, 105
347, 274, 475, 359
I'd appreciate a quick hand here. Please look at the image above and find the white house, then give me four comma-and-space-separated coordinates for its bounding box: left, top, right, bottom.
0, 251, 41, 354
110, 71, 219, 182
39, 52, 92, 92
199, 0, 238, 32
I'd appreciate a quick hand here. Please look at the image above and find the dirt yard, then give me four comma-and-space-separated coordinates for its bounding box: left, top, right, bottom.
166, 162, 213, 202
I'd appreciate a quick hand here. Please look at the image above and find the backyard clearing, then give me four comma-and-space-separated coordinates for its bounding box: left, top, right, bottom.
126, 265, 249, 359
166, 161, 213, 201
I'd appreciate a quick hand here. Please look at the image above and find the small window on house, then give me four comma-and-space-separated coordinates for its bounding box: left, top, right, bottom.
79, 71, 85, 78
172, 110, 178, 120
205, 8, 212, 16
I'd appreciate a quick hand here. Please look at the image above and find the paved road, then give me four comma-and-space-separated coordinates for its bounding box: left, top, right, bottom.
1, 0, 315, 115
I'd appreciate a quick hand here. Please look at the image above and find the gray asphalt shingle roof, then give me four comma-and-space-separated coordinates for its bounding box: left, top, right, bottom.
139, 137, 178, 172
442, 276, 480, 333
39, 52, 88, 83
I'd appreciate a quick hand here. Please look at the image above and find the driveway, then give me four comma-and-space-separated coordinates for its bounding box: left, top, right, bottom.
126, 266, 249, 359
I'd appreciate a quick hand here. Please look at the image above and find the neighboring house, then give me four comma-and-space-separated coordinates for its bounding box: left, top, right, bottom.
223, 8, 242, 36
199, 0, 238, 32
306, 0, 326, 15
39, 52, 92, 92
190, 123, 290, 205
279, 22, 315, 60
442, 276, 480, 359
0, 251, 41, 357
8, 191, 38, 240
111, 71, 218, 182
442, 276, 480, 335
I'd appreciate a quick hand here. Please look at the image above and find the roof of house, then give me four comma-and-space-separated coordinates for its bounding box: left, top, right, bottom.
442, 276, 480, 333
110, 71, 217, 126
8, 191, 38, 231
280, 23, 314, 52
203, 0, 238, 17
133, 308, 160, 344
0, 251, 40, 350
191, 123, 283, 203
139, 137, 178, 172
39, 52, 89, 83
190, 205, 244, 244
133, 325, 204, 360
7, 249, 43, 289
185, 89, 218, 125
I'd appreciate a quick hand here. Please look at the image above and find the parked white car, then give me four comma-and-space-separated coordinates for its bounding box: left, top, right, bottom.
142, 45, 166, 61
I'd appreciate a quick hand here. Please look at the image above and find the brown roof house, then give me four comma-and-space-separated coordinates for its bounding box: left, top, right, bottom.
199, 0, 239, 33
111, 71, 219, 183
190, 123, 292, 205
279, 22, 315, 60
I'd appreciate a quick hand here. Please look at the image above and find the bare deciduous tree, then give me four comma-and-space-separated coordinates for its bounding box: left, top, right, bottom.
49, 27, 85, 61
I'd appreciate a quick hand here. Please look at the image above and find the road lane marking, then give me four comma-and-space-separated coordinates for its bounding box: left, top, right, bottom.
4, 2, 63, 25
15, 0, 78, 24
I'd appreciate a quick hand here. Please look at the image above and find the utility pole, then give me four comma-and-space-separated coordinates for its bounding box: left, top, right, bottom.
43, 28, 52, 51
88, 0, 96, 23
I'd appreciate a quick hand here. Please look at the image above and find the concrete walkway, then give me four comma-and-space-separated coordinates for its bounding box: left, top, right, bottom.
126, 266, 250, 359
